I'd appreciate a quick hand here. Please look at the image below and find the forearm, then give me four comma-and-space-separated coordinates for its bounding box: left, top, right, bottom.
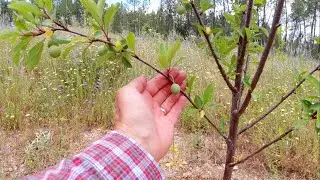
25, 131, 164, 180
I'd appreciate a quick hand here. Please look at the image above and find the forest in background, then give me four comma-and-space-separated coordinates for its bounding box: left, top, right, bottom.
0, 0, 319, 58
0, 0, 319, 179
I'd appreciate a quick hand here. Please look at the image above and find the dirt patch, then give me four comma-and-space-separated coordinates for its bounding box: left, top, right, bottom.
0, 128, 306, 179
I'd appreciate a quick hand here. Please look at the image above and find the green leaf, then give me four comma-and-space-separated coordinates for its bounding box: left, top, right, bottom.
127, 32, 136, 51
310, 103, 320, 111
200, 0, 214, 12
158, 43, 169, 68
20, 12, 36, 23
13, 13, 29, 31
9, 1, 43, 16
260, 27, 269, 37
167, 40, 181, 64
43, 0, 53, 13
34, 0, 44, 8
0, 29, 20, 42
240, 4, 248, 11
313, 38, 320, 44
94, 30, 103, 38
80, 0, 101, 23
48, 35, 71, 47
12, 36, 32, 64
254, 0, 267, 7
248, 42, 264, 53
97, 51, 116, 66
203, 84, 215, 105
294, 69, 307, 82
301, 99, 312, 109
213, 36, 237, 57
197, 42, 207, 48
293, 118, 311, 130
235, 27, 244, 37
121, 55, 133, 68
194, 95, 203, 109
115, 40, 124, 52
62, 44, 76, 59
104, 3, 120, 31
224, 12, 235, 24
227, 55, 236, 75
306, 75, 320, 90
26, 39, 45, 69
243, 75, 251, 89
187, 75, 196, 94
245, 28, 252, 40
97, 0, 106, 18
194, 23, 205, 37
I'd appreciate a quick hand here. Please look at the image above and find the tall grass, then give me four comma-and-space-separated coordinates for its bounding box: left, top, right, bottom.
0, 31, 319, 178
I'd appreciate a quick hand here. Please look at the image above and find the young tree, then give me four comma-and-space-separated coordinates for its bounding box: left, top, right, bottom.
0, 0, 319, 179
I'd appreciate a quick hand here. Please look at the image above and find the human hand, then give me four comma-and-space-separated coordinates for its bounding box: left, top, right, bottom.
115, 69, 187, 161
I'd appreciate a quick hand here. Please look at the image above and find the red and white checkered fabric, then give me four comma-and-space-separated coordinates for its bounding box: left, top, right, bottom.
25, 131, 164, 180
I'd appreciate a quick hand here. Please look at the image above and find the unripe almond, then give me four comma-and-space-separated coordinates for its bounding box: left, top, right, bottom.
49, 45, 61, 58
177, 6, 186, 15
97, 45, 108, 56
171, 83, 181, 94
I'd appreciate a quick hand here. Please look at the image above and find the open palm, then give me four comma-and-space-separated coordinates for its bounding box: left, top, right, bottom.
115, 68, 187, 161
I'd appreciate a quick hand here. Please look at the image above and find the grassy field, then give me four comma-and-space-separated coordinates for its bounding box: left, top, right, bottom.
0, 31, 319, 179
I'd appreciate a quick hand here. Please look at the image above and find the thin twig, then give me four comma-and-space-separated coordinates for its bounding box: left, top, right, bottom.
230, 128, 294, 166
190, 2, 237, 93
238, 0, 285, 115
238, 63, 320, 135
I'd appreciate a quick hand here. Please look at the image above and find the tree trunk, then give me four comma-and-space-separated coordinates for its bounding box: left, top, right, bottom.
284, 0, 288, 52
212, 0, 216, 26
303, 19, 307, 51
134, 1, 136, 33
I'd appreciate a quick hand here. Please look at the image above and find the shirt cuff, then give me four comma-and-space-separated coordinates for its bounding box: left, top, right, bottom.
77, 130, 165, 179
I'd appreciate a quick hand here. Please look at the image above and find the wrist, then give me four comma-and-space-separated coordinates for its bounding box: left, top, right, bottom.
115, 128, 158, 161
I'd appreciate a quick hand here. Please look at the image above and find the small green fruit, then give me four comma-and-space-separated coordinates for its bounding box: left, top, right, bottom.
171, 84, 181, 94
97, 45, 108, 56
177, 6, 186, 15
49, 45, 61, 58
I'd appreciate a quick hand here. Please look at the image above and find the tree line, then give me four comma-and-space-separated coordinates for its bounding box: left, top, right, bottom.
0, 0, 319, 57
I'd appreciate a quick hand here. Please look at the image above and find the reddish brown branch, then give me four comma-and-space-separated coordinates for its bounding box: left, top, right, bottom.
238, 0, 285, 115
238, 63, 320, 135
230, 128, 294, 166
190, 2, 237, 93
234, 0, 254, 105
22, 31, 45, 37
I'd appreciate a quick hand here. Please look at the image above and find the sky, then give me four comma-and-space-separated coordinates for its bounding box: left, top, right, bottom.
108, 0, 161, 12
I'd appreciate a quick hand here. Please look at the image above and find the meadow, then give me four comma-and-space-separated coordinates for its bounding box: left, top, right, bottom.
0, 30, 319, 179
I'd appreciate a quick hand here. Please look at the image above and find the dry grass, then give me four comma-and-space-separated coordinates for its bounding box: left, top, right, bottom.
0, 31, 319, 179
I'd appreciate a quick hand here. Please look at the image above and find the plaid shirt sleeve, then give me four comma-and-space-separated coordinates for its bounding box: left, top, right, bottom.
25, 131, 165, 180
